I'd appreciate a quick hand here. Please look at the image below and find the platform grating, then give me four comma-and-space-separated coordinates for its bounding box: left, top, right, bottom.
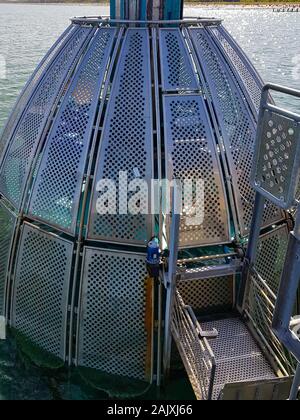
201, 318, 276, 400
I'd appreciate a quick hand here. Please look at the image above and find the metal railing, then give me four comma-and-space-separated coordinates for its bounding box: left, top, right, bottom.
71, 16, 222, 27
171, 290, 216, 400
243, 83, 300, 399
244, 267, 297, 376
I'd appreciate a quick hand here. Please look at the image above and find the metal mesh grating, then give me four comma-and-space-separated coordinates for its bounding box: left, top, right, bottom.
163, 94, 230, 247
0, 201, 16, 315
28, 28, 117, 233
172, 290, 215, 400
88, 28, 153, 246
255, 225, 289, 295
254, 110, 300, 208
178, 275, 233, 315
245, 226, 296, 374
0, 25, 75, 163
189, 28, 282, 236
77, 247, 153, 381
0, 27, 92, 209
159, 28, 198, 91
209, 27, 262, 113
11, 223, 74, 360
202, 318, 276, 400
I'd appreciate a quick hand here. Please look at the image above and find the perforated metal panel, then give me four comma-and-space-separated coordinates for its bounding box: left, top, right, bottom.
202, 318, 276, 400
209, 26, 262, 114
189, 28, 282, 236
77, 247, 153, 381
0, 201, 16, 315
0, 25, 75, 164
159, 28, 198, 91
255, 225, 289, 295
172, 290, 215, 400
163, 94, 230, 247
0, 27, 92, 209
245, 225, 296, 374
28, 28, 117, 233
88, 28, 153, 246
178, 275, 233, 315
253, 110, 300, 209
11, 223, 74, 360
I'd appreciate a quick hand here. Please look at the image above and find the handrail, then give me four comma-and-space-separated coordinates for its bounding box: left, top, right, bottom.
172, 290, 216, 400
71, 16, 222, 26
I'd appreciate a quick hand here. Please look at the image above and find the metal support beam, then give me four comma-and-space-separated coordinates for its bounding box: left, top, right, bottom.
272, 214, 300, 362
163, 188, 181, 376
238, 192, 266, 309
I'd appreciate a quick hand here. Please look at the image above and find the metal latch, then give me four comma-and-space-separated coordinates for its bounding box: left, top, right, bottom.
185, 305, 218, 340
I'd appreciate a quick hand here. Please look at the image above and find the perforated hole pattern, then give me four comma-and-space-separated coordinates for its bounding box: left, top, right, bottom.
255, 225, 289, 295
29, 29, 116, 233
77, 248, 150, 380
164, 95, 230, 247
12, 224, 73, 359
159, 29, 198, 91
178, 276, 233, 315
246, 226, 296, 374
0, 27, 91, 209
255, 111, 300, 205
0, 202, 15, 315
88, 29, 153, 245
210, 27, 262, 112
0, 26, 75, 162
190, 28, 281, 235
202, 318, 276, 400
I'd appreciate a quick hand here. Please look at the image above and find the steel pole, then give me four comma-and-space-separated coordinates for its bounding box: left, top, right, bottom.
289, 363, 300, 400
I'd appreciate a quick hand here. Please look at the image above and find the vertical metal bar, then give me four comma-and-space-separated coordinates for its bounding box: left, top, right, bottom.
110, 0, 116, 19
152, 26, 163, 387
289, 363, 300, 400
272, 231, 300, 358
163, 187, 181, 376
164, 0, 183, 20
246, 193, 266, 264
139, 0, 147, 20
237, 83, 271, 308
238, 193, 265, 309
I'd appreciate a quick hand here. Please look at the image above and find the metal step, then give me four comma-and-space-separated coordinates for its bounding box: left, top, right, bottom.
201, 318, 276, 400
220, 377, 294, 401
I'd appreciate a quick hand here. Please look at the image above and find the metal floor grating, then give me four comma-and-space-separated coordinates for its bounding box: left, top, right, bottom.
201, 318, 276, 400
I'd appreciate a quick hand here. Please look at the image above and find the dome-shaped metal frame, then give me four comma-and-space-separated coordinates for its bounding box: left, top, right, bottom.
0, 16, 290, 390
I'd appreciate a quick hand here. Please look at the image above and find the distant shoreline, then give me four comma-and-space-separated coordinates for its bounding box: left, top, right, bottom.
0, 1, 299, 6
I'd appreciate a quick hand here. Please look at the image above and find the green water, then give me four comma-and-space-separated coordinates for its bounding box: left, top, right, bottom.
0, 3, 299, 400
0, 331, 195, 400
